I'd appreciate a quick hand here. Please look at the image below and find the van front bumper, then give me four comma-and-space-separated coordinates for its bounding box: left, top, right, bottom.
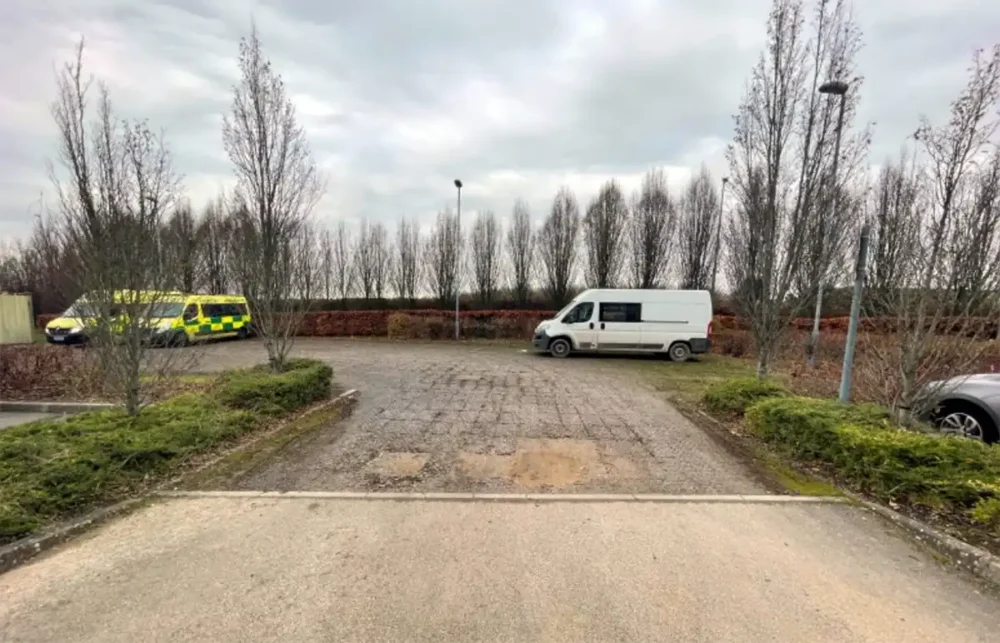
45, 328, 87, 345
532, 330, 551, 351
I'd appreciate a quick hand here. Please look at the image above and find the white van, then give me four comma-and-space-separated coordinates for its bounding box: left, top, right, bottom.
531, 289, 713, 361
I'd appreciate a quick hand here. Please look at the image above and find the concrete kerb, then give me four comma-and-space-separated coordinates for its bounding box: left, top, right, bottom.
155, 490, 850, 504
0, 388, 359, 576
856, 496, 1000, 589
0, 401, 114, 414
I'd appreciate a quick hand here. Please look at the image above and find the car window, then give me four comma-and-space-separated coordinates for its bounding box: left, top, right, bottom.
599, 303, 642, 323
182, 304, 199, 321
562, 302, 593, 324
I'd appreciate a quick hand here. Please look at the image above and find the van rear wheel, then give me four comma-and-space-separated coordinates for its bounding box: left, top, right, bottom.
549, 338, 571, 358
668, 342, 691, 362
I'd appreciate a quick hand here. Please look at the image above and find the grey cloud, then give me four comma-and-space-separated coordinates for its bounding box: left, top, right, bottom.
1, 0, 999, 240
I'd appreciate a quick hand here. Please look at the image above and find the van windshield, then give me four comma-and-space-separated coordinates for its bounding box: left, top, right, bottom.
147, 302, 185, 318
553, 300, 579, 319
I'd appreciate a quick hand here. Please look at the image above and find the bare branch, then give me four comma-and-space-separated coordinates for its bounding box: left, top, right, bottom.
583, 179, 628, 288
506, 199, 534, 306
678, 166, 719, 290
539, 187, 581, 306
628, 168, 676, 289
471, 209, 502, 306
221, 25, 323, 371
425, 209, 460, 307
393, 217, 420, 306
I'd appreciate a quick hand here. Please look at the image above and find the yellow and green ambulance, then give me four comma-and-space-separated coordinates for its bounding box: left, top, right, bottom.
45, 292, 252, 346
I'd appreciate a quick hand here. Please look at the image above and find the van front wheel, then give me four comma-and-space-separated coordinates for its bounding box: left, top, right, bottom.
668, 342, 691, 362
549, 338, 571, 358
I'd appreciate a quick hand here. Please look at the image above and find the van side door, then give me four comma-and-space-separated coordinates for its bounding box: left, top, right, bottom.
596, 302, 642, 351
560, 301, 596, 350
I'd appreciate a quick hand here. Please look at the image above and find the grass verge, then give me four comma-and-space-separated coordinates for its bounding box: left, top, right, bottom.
0, 359, 333, 543
178, 392, 353, 490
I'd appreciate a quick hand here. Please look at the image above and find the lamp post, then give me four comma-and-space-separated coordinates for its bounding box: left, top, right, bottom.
710, 176, 729, 293
809, 80, 849, 369
453, 179, 463, 340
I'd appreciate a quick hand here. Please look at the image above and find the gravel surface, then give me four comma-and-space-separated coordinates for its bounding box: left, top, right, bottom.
189, 338, 764, 494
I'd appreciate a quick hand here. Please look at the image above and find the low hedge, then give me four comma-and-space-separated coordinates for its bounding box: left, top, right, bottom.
703, 377, 788, 416
0, 358, 333, 541
0, 345, 104, 400
215, 358, 332, 416
295, 309, 552, 339
745, 396, 1000, 522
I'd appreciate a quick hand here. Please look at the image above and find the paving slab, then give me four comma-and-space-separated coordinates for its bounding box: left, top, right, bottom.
1, 496, 997, 642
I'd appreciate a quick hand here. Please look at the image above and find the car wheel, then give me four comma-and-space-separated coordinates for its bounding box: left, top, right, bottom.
935, 403, 999, 443
237, 327, 249, 340
549, 338, 571, 358
668, 342, 691, 363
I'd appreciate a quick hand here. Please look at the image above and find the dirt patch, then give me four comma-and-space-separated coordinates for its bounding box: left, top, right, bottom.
365, 452, 430, 479
510, 439, 598, 488
458, 439, 641, 490
458, 453, 512, 479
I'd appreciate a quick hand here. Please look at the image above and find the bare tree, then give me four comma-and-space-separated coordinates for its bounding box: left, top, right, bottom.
867, 154, 921, 309
794, 0, 868, 365
506, 199, 534, 306
629, 168, 676, 289
331, 221, 355, 307
199, 196, 232, 294
0, 210, 79, 313
371, 222, 392, 300
945, 146, 1000, 314
678, 166, 720, 290
292, 222, 321, 302
354, 220, 376, 302
160, 201, 200, 292
49, 41, 183, 415
583, 179, 628, 288
393, 217, 420, 307
222, 25, 322, 371
539, 187, 581, 306
471, 209, 501, 306
318, 227, 334, 300
865, 46, 1000, 419
425, 209, 460, 308
726, 0, 821, 378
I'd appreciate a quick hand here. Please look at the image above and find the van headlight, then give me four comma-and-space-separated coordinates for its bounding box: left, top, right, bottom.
68, 326, 83, 334
157, 321, 174, 331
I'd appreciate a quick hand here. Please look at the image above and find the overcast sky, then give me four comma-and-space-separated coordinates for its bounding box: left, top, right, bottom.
1, 0, 998, 241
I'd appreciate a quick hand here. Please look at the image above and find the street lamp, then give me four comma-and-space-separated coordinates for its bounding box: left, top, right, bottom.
710, 176, 729, 293
453, 179, 463, 340
809, 80, 850, 369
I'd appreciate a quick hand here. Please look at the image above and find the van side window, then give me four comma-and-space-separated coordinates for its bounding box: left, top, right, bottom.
600, 303, 642, 323
182, 304, 199, 322
562, 302, 593, 324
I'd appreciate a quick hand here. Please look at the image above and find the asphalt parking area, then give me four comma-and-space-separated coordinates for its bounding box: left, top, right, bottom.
192, 339, 764, 494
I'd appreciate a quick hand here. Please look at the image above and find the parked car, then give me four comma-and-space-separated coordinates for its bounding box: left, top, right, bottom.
921, 374, 1000, 444
531, 289, 712, 361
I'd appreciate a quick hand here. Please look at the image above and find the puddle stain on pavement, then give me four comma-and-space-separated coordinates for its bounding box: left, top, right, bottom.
459, 439, 640, 489
364, 452, 430, 479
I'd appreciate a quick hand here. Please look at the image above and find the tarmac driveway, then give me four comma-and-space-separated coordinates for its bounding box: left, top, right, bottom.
191, 339, 763, 494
